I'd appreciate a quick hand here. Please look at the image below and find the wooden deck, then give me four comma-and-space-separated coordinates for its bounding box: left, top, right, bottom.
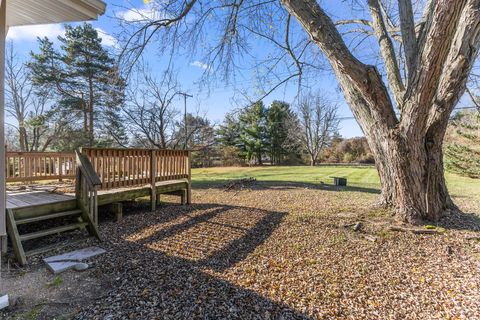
6, 178, 189, 214
4, 148, 192, 265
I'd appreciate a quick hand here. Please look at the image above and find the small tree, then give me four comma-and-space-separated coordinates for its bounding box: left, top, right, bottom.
298, 93, 339, 166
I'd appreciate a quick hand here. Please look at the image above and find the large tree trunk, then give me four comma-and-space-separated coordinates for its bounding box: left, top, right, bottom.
369, 120, 451, 223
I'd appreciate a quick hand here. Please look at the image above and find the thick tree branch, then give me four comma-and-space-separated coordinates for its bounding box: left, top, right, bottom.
281, 0, 398, 132
427, 0, 480, 128
398, 0, 418, 79
367, 0, 405, 108
403, 0, 471, 134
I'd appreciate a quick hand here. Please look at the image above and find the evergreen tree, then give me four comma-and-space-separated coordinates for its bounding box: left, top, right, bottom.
217, 113, 241, 146
216, 112, 243, 165
266, 101, 301, 165
238, 101, 268, 165
28, 23, 125, 147
444, 111, 480, 178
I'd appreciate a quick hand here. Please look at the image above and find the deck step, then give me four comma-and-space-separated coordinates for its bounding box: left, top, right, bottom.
16, 210, 82, 225
19, 222, 88, 242
25, 237, 91, 257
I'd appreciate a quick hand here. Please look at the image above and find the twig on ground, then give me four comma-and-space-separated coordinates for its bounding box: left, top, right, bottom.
389, 226, 441, 235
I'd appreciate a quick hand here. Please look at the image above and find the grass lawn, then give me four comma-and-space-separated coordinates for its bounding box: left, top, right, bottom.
192, 165, 480, 205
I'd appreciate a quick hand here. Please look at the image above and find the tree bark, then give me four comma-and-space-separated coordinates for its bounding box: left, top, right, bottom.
18, 123, 27, 151
369, 119, 451, 223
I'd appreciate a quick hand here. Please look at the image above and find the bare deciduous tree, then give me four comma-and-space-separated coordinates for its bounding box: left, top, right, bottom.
120, 0, 480, 223
124, 68, 181, 148
5, 43, 57, 152
298, 93, 339, 166
6, 43, 32, 151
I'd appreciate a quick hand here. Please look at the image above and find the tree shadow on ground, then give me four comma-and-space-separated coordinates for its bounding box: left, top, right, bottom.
76, 202, 311, 319
194, 180, 381, 195
438, 210, 480, 232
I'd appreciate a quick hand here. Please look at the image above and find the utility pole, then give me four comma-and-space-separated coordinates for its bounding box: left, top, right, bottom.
178, 92, 193, 149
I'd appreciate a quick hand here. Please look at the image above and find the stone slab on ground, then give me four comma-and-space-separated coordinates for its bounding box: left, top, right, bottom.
0, 295, 9, 310
44, 246, 106, 274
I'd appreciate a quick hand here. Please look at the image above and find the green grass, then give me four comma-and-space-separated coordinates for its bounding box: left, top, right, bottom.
192, 165, 480, 201
48, 275, 63, 287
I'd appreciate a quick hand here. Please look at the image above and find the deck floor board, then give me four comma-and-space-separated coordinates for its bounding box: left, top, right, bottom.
6, 191, 76, 210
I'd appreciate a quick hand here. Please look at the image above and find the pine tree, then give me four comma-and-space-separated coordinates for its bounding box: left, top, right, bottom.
444, 111, 480, 178
266, 101, 301, 165
238, 102, 268, 165
28, 23, 125, 147
217, 112, 243, 165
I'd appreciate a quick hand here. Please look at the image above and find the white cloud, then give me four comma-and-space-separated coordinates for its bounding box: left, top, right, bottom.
6, 23, 65, 41
190, 60, 211, 71
7, 24, 117, 49
95, 28, 117, 48
116, 7, 162, 22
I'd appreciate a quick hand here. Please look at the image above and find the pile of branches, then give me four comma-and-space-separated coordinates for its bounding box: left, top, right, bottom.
223, 177, 257, 192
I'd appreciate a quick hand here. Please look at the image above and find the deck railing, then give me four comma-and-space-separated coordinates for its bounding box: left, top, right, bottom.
82, 148, 191, 190
6, 152, 76, 182
75, 150, 102, 229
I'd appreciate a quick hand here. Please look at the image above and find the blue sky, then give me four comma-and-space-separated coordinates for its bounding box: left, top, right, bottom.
5, 1, 378, 138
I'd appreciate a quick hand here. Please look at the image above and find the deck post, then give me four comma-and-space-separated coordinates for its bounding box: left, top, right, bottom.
58, 156, 63, 182
112, 202, 123, 222
150, 149, 156, 211
187, 150, 192, 204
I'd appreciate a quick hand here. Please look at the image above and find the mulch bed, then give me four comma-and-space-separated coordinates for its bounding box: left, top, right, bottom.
3, 184, 480, 319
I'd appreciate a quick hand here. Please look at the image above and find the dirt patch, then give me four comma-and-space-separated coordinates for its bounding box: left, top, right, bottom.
0, 263, 110, 319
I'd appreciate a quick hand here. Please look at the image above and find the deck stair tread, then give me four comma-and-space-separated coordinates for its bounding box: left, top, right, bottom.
25, 237, 92, 257
16, 209, 82, 225
19, 222, 88, 241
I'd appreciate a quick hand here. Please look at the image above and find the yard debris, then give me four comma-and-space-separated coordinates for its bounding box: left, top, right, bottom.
362, 234, 377, 242
465, 235, 480, 241
389, 225, 445, 234
342, 221, 363, 231
223, 177, 257, 192
353, 222, 363, 231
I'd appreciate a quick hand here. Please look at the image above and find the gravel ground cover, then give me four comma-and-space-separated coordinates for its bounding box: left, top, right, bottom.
2, 167, 479, 319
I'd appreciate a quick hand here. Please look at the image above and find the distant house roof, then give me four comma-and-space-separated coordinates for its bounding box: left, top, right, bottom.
6, 0, 106, 27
